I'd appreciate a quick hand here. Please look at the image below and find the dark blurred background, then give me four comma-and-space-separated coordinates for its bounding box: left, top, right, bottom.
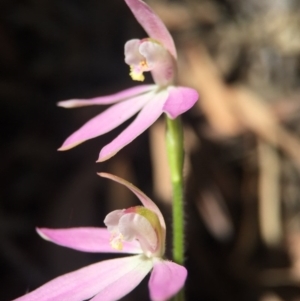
2, 0, 300, 301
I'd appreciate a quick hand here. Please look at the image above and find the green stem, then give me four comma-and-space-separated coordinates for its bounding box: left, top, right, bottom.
166, 116, 185, 293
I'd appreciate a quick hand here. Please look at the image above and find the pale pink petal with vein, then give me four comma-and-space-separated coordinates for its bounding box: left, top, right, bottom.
58, 92, 153, 150
149, 259, 187, 301
119, 213, 157, 255
163, 86, 199, 119
98, 90, 168, 161
98, 173, 166, 232
90, 256, 152, 301
104, 209, 125, 232
125, 39, 146, 66
139, 40, 175, 86
124, 0, 177, 59
37, 227, 142, 254
58, 85, 154, 108
13, 255, 151, 301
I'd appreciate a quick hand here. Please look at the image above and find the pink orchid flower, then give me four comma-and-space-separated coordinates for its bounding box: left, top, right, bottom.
58, 0, 199, 162
13, 173, 187, 301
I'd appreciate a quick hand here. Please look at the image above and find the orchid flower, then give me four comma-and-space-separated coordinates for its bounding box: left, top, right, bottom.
13, 173, 187, 301
58, 0, 198, 162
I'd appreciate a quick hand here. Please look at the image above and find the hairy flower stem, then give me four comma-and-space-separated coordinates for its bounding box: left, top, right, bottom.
166, 116, 185, 301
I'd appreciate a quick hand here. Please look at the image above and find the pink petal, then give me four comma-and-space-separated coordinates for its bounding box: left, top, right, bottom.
90, 256, 152, 301
124, 0, 177, 59
163, 86, 199, 119
98, 173, 166, 235
149, 259, 187, 301
37, 227, 142, 254
58, 85, 154, 108
13, 255, 152, 301
98, 90, 168, 161
58, 91, 153, 150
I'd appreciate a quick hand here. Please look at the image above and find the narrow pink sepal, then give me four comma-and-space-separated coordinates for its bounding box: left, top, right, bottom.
149, 259, 187, 301
37, 227, 142, 254
58, 92, 152, 151
13, 255, 151, 301
124, 0, 177, 59
163, 86, 199, 119
58, 85, 154, 108
98, 173, 166, 232
97, 90, 168, 161
90, 256, 153, 301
